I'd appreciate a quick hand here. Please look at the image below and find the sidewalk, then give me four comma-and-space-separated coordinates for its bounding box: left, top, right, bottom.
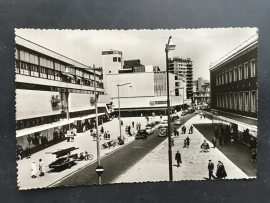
17, 115, 160, 190
114, 115, 251, 183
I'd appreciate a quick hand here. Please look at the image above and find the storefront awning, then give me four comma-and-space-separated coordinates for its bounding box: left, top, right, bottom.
72, 113, 105, 121
16, 119, 74, 138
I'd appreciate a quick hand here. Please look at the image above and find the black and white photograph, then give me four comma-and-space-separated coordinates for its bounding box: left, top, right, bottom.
15, 28, 258, 190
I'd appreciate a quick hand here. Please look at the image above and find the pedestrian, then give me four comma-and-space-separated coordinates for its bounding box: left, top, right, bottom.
214, 125, 218, 139
218, 135, 223, 146
176, 130, 179, 137
31, 161, 37, 178
181, 126, 184, 134
128, 125, 131, 136
189, 125, 193, 134
186, 136, 190, 147
251, 148, 257, 162
39, 159, 44, 177
174, 128, 177, 137
203, 113, 206, 119
139, 123, 141, 130
125, 125, 128, 133
216, 161, 227, 179
160, 115, 162, 120
212, 137, 217, 148
208, 160, 216, 180
175, 151, 182, 167
132, 121, 134, 128
171, 137, 174, 147
103, 131, 107, 140
184, 125, 186, 134
231, 134, 234, 144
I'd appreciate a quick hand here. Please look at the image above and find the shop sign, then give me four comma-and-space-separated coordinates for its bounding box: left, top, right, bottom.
149, 101, 167, 106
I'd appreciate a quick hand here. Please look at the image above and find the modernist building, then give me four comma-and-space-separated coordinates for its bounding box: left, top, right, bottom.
168, 57, 193, 99
209, 34, 258, 148
106, 71, 187, 117
192, 77, 210, 108
15, 40, 110, 153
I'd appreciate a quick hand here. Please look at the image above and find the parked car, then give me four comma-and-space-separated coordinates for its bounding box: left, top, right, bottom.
158, 127, 167, 137
145, 126, 153, 134
135, 129, 147, 139
174, 119, 181, 125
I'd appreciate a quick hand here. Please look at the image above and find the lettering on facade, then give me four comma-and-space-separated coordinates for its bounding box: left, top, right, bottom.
149, 101, 167, 106
102, 51, 122, 55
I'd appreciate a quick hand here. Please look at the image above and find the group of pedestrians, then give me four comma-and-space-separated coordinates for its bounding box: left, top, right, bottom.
135, 122, 142, 130
208, 159, 227, 180
31, 159, 44, 178
214, 124, 235, 146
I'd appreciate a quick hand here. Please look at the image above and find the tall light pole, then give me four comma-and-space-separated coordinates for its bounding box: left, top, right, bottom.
66, 64, 102, 184
117, 83, 132, 139
165, 36, 176, 181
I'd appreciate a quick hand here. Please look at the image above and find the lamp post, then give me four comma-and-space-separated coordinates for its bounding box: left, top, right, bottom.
165, 36, 176, 181
66, 64, 102, 185
117, 83, 132, 139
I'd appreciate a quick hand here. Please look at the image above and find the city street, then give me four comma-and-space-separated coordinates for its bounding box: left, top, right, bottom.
53, 113, 196, 187
114, 114, 252, 183
17, 116, 153, 189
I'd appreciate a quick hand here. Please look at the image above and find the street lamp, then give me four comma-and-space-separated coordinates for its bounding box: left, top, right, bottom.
165, 36, 176, 181
117, 83, 132, 139
67, 64, 102, 185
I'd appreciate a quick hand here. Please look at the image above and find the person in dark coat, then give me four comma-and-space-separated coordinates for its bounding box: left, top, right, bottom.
251, 148, 257, 162
174, 128, 177, 137
186, 136, 190, 147
175, 151, 182, 167
189, 125, 193, 134
212, 137, 217, 148
208, 160, 216, 180
132, 121, 134, 128
216, 161, 227, 179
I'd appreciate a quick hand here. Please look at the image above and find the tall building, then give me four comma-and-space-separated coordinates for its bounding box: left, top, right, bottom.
101, 50, 123, 94
168, 57, 193, 99
192, 77, 210, 108
15, 41, 111, 152
209, 34, 258, 148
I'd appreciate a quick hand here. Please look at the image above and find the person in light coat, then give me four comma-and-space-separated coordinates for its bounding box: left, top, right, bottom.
31, 161, 37, 178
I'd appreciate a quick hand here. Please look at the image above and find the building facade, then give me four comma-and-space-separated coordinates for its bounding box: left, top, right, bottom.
168, 57, 193, 99
192, 77, 210, 108
15, 42, 111, 153
209, 34, 258, 148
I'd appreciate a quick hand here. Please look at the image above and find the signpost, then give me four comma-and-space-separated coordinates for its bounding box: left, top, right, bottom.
95, 165, 104, 184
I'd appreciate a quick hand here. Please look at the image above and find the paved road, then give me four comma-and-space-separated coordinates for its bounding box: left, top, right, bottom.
54, 113, 196, 187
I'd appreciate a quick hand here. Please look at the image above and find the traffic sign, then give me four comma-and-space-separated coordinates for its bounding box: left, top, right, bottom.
95, 166, 104, 175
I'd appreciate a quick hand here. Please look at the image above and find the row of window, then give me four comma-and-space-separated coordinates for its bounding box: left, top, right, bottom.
216, 90, 257, 113
216, 60, 256, 86
16, 49, 101, 80
113, 57, 121, 62
16, 61, 104, 88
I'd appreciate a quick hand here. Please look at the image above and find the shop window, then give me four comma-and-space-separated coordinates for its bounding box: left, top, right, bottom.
244, 91, 249, 112
251, 91, 256, 113
234, 93, 238, 110
244, 62, 248, 79
250, 60, 256, 77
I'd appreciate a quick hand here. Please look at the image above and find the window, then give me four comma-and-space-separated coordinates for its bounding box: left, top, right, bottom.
233, 67, 237, 81
48, 69, 54, 80
113, 57, 117, 62
20, 62, 30, 75
229, 69, 232, 83
222, 94, 225, 108
238, 65, 242, 80
251, 91, 256, 113
250, 60, 256, 77
40, 67, 47, 78
222, 72, 225, 84
55, 71, 61, 81
216, 75, 219, 86
239, 92, 243, 111
118, 57, 121, 62
244, 62, 248, 79
234, 92, 238, 110
219, 74, 222, 85
225, 93, 229, 108
244, 91, 249, 112
230, 93, 233, 109
30, 64, 39, 77
225, 71, 228, 84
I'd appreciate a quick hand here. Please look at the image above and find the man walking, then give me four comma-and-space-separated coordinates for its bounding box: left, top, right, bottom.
175, 151, 182, 167
132, 121, 134, 128
208, 160, 216, 180
212, 137, 217, 148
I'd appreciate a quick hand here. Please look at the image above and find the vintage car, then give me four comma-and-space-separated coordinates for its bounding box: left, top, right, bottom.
135, 129, 147, 139
145, 126, 153, 135
174, 119, 182, 125
159, 120, 168, 128
158, 127, 167, 137
48, 147, 79, 170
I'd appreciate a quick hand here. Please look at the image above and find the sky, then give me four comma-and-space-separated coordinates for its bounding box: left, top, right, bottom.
15, 28, 257, 80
